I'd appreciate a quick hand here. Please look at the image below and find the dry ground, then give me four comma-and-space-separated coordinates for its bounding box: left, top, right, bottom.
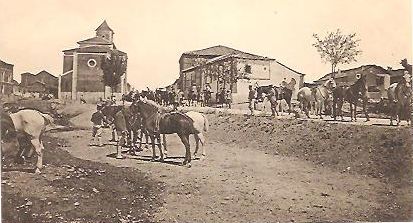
2, 101, 413, 222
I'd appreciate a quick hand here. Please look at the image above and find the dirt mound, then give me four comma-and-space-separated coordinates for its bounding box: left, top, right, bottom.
206, 113, 413, 220
2, 136, 164, 223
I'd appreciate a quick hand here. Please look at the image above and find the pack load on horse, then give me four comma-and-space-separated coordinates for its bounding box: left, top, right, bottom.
332, 73, 370, 122
1, 109, 55, 174
387, 71, 412, 125
297, 78, 336, 119
130, 99, 204, 167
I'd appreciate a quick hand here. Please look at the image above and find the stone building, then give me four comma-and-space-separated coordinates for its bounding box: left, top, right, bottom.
0, 59, 15, 95
314, 65, 403, 100
20, 70, 58, 97
179, 45, 305, 103
60, 21, 127, 102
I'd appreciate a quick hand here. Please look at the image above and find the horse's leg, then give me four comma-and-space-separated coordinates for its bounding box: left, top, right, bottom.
354, 99, 358, 122
157, 134, 164, 162
339, 99, 344, 121
396, 104, 401, 126
389, 101, 394, 126
363, 98, 370, 121
116, 131, 125, 159
150, 134, 157, 161
193, 134, 200, 159
144, 131, 149, 149
319, 101, 324, 119
138, 129, 144, 149
178, 133, 191, 167
162, 134, 167, 159
30, 138, 43, 174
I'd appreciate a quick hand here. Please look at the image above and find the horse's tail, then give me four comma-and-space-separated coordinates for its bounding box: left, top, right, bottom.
202, 114, 209, 132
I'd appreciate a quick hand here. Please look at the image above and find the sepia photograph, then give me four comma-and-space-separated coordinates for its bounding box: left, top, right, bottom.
0, 0, 412, 222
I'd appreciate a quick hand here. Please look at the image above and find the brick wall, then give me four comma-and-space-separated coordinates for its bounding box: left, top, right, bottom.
77, 54, 105, 92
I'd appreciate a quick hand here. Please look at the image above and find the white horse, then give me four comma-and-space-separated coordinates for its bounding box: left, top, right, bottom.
1, 109, 54, 174
297, 78, 336, 118
162, 111, 209, 160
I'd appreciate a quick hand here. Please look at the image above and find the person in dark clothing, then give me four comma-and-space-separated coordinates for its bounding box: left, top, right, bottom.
248, 85, 257, 115
90, 104, 105, 147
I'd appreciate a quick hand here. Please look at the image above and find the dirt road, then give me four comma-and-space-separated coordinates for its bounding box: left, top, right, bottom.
46, 105, 412, 222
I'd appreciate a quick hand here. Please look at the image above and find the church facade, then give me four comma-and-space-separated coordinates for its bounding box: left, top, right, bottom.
60, 21, 128, 102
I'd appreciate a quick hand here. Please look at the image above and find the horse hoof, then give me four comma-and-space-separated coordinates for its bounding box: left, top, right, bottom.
186, 163, 192, 168
34, 168, 41, 174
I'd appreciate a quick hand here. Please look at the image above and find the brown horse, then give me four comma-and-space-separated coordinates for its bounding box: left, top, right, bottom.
388, 76, 411, 125
131, 99, 199, 167
333, 73, 370, 122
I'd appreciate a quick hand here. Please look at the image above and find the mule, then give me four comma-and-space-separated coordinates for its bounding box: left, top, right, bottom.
1, 109, 54, 173
131, 99, 199, 167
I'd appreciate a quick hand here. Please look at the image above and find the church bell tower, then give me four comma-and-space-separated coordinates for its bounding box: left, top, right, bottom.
95, 20, 114, 42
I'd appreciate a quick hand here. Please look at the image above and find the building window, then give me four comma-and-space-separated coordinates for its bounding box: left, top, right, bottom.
87, 59, 97, 68
245, 64, 252, 74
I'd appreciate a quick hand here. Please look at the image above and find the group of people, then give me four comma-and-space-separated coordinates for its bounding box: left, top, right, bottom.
248, 78, 291, 116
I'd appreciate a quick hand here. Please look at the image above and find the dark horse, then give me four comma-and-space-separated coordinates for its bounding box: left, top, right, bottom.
101, 105, 140, 147
332, 73, 370, 122
131, 99, 199, 167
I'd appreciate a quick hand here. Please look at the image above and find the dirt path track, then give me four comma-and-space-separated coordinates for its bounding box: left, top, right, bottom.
53, 123, 395, 222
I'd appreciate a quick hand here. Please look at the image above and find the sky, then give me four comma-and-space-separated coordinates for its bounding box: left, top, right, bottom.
0, 0, 411, 89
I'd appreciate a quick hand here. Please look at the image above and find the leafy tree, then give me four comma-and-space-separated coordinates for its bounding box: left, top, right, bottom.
101, 50, 127, 95
313, 29, 362, 76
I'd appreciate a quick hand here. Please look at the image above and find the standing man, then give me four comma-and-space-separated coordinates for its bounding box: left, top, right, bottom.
205, 83, 212, 106
248, 85, 257, 116
90, 104, 105, 147
190, 84, 198, 106
268, 85, 278, 116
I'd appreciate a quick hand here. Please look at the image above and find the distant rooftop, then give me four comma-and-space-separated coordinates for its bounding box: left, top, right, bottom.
182, 45, 273, 60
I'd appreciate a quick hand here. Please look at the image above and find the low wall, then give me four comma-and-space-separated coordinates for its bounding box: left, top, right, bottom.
60, 92, 124, 103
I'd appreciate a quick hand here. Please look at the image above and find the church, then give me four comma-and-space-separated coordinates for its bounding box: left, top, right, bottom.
59, 21, 128, 102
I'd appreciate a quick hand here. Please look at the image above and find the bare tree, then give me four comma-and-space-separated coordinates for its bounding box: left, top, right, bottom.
313, 29, 362, 76
101, 50, 127, 96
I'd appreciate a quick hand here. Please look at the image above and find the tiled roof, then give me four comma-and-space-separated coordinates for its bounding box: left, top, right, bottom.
63, 46, 127, 55
183, 45, 273, 60
37, 70, 57, 79
182, 53, 304, 77
21, 72, 35, 76
0, 59, 13, 68
77, 36, 112, 45
315, 65, 390, 82
95, 20, 114, 33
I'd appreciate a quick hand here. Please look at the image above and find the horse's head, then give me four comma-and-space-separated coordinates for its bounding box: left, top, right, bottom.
324, 78, 337, 90
131, 99, 160, 119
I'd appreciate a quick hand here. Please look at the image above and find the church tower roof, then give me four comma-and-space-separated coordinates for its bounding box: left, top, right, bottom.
95, 20, 114, 33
